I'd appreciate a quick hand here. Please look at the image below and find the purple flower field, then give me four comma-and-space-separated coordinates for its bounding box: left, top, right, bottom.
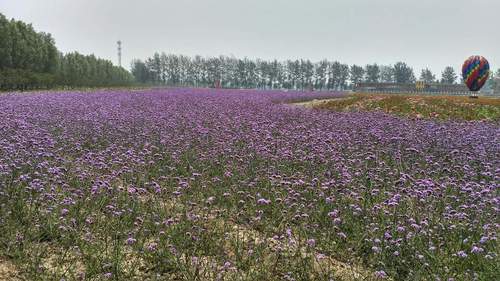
0, 88, 498, 280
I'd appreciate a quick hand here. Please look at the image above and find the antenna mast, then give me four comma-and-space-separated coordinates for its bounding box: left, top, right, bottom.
117, 40, 122, 67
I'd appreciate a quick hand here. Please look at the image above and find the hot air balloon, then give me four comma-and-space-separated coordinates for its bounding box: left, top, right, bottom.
462, 56, 490, 93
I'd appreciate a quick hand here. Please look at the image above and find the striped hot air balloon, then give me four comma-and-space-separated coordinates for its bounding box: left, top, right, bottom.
462, 56, 490, 92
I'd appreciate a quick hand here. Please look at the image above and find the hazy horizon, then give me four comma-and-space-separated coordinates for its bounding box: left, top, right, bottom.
1, 0, 498, 77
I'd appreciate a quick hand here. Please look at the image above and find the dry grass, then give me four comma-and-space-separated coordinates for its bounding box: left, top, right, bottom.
0, 258, 20, 281
206, 218, 387, 281
291, 97, 355, 108
310, 93, 500, 121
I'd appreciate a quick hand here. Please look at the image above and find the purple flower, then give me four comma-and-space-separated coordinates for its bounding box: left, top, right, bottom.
1, 87, 497, 280
374, 270, 388, 279
257, 198, 271, 205
456, 251, 468, 258
471, 246, 484, 254
147, 242, 158, 252
307, 239, 316, 247
316, 253, 326, 260
126, 237, 137, 245
328, 210, 339, 218
337, 232, 347, 239
223, 261, 231, 268
191, 256, 199, 264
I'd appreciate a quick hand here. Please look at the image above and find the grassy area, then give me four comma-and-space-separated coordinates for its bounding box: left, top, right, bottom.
313, 93, 500, 121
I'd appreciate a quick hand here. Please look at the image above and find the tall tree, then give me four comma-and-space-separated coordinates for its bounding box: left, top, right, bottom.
393, 62, 415, 83
419, 68, 436, 83
146, 53, 162, 84
269, 60, 281, 89
379, 65, 394, 83
301, 59, 314, 90
131, 59, 150, 83
338, 64, 350, 90
349, 64, 365, 86
441, 66, 457, 84
365, 64, 380, 83
492, 69, 500, 93
314, 60, 329, 90
0, 13, 12, 69
328, 61, 341, 90
287, 60, 300, 89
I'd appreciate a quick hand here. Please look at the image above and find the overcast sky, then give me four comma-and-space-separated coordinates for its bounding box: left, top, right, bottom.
1, 0, 498, 77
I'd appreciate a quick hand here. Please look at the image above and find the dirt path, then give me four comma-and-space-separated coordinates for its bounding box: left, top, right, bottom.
290, 97, 354, 108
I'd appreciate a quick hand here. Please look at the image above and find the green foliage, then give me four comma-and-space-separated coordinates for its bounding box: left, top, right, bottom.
492, 70, 500, 94
132, 60, 151, 84
441, 67, 457, 84
349, 65, 365, 86
57, 52, 133, 88
0, 69, 57, 90
393, 62, 416, 84
0, 12, 133, 91
365, 64, 380, 83
419, 68, 436, 83
379, 65, 395, 83
132, 53, 363, 91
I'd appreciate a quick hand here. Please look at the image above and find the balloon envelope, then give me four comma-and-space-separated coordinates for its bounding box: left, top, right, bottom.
462, 56, 490, 92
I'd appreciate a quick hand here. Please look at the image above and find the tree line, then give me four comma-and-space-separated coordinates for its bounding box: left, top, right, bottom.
131, 53, 462, 90
0, 13, 133, 91
491, 69, 500, 93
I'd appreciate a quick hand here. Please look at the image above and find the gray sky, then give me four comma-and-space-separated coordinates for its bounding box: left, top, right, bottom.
1, 0, 498, 77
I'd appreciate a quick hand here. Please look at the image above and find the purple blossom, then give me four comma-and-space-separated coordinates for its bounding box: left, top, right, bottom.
306, 239, 316, 247
257, 198, 271, 205
147, 242, 158, 252
337, 232, 347, 239
456, 251, 468, 258
374, 270, 388, 279
372, 246, 382, 254
471, 246, 484, 254
328, 209, 339, 218
126, 237, 137, 245
0, 88, 497, 280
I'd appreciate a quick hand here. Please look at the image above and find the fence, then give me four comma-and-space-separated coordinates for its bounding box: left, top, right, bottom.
353, 82, 480, 96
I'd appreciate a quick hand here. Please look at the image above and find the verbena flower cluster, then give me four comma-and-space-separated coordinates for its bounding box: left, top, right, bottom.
0, 89, 498, 280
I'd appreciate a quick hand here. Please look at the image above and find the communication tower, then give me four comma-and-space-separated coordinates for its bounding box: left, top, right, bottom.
117, 40, 122, 67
